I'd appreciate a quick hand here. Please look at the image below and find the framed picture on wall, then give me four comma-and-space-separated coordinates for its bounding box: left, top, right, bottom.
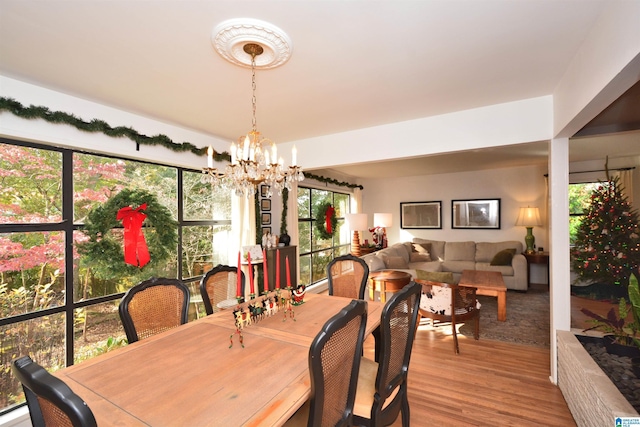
451, 198, 501, 229
400, 201, 442, 229
261, 213, 271, 225
261, 199, 271, 211
260, 185, 269, 198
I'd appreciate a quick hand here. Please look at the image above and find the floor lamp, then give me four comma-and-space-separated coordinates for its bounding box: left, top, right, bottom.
515, 206, 542, 254
346, 213, 368, 257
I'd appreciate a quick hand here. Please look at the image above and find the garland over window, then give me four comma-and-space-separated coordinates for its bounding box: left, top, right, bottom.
1, 97, 363, 190
315, 202, 337, 240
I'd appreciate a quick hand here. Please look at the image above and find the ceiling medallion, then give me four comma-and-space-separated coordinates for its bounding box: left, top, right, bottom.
212, 18, 292, 69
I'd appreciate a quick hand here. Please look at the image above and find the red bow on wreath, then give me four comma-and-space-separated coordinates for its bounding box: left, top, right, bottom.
116, 203, 151, 267
325, 205, 335, 234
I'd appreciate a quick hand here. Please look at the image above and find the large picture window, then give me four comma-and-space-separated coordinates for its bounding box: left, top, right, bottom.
0, 138, 231, 414
297, 187, 350, 286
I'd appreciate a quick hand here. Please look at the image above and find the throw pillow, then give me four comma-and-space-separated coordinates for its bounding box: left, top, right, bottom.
410, 252, 431, 262
416, 270, 454, 284
412, 242, 431, 254
365, 255, 385, 272
385, 256, 409, 269
490, 248, 516, 266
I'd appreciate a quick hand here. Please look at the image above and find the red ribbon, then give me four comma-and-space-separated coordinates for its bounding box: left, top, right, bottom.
325, 205, 335, 234
116, 203, 151, 267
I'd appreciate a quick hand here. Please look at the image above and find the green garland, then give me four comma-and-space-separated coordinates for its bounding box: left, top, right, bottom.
1, 97, 363, 190
280, 188, 289, 235
304, 172, 364, 190
0, 96, 230, 162
315, 202, 338, 240
78, 189, 177, 279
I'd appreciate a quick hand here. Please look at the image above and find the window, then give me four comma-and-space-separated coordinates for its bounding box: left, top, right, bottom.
569, 181, 609, 244
297, 187, 350, 286
0, 139, 231, 414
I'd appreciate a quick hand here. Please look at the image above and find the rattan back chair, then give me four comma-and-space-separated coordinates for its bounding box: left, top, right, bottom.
12, 356, 97, 427
200, 264, 245, 315
118, 277, 190, 343
353, 282, 421, 427
327, 254, 369, 300
414, 279, 480, 354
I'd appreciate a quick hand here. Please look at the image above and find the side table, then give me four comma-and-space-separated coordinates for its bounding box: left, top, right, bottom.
522, 251, 549, 286
368, 270, 412, 303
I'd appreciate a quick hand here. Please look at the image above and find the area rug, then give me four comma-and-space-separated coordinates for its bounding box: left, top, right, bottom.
458, 284, 550, 347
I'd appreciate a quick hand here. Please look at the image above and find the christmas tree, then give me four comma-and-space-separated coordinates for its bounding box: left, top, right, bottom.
571, 176, 640, 287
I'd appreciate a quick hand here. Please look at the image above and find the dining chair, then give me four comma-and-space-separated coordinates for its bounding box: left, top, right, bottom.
414, 278, 480, 354
353, 282, 421, 427
327, 254, 369, 300
118, 277, 190, 343
200, 264, 245, 315
12, 356, 97, 427
285, 299, 368, 427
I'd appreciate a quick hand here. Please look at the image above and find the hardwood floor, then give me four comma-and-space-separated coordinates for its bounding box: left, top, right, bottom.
363, 324, 576, 426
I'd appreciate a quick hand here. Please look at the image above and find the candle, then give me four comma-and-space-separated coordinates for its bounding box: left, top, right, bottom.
291, 145, 297, 166
230, 142, 236, 165
236, 251, 242, 297
263, 248, 269, 293
286, 256, 291, 288
264, 150, 270, 165
275, 249, 281, 289
271, 143, 277, 164
247, 251, 254, 294
207, 145, 213, 168
243, 135, 250, 160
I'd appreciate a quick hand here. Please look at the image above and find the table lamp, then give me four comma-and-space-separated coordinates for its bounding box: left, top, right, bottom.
373, 213, 392, 249
515, 206, 542, 254
345, 213, 368, 257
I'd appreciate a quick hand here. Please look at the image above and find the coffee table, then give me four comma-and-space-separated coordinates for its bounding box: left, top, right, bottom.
459, 270, 507, 321
368, 270, 412, 303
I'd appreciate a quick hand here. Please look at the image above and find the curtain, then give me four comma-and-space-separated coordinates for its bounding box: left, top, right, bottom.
352, 187, 363, 213
615, 169, 634, 208
230, 191, 256, 265
285, 181, 300, 284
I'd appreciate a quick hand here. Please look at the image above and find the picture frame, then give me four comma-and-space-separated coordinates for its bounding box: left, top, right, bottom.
261, 199, 271, 211
451, 198, 501, 229
262, 226, 271, 235
400, 201, 442, 229
261, 213, 271, 225
260, 184, 268, 198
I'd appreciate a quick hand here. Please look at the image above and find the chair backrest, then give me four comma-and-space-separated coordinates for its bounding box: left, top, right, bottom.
200, 264, 245, 315
118, 277, 190, 343
12, 356, 97, 427
372, 282, 421, 424
326, 254, 369, 300
308, 299, 368, 427
415, 279, 477, 318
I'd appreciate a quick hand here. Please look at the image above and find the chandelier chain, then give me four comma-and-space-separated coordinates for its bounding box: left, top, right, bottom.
251, 53, 257, 132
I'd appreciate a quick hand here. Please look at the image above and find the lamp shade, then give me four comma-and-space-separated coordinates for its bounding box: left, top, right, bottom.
373, 213, 392, 228
515, 207, 542, 227
345, 213, 368, 231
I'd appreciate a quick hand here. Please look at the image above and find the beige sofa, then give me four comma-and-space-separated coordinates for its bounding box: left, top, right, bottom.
360, 238, 528, 291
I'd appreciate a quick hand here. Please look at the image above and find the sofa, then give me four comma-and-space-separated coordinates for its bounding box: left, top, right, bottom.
360, 238, 527, 291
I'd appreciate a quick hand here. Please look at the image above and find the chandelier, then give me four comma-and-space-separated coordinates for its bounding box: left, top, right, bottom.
203, 42, 303, 197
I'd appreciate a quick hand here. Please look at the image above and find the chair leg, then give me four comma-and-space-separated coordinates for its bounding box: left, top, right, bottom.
451, 321, 459, 354
401, 394, 410, 427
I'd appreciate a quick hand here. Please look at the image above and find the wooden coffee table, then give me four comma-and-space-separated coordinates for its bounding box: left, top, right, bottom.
459, 270, 507, 321
368, 270, 412, 303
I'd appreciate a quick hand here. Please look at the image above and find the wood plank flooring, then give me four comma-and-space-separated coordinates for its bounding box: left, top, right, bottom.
363, 323, 576, 426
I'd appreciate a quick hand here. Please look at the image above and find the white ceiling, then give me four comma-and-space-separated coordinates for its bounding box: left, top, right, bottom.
1, 0, 638, 178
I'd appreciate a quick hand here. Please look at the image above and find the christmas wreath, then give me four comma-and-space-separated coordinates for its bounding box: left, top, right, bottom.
315, 202, 338, 240
79, 189, 177, 279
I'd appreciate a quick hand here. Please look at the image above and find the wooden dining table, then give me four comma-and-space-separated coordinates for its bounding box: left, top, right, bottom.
54, 293, 382, 426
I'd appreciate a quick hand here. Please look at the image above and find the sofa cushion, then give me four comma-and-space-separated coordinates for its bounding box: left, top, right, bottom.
476, 262, 514, 276
410, 252, 431, 262
444, 241, 475, 261
413, 239, 445, 261
475, 241, 523, 262
390, 243, 411, 264
412, 242, 431, 254
415, 270, 454, 284
365, 255, 385, 272
385, 256, 409, 269
441, 260, 475, 273
490, 248, 516, 265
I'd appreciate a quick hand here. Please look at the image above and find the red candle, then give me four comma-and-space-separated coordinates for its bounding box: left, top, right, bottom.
247, 251, 255, 294
262, 248, 269, 293
286, 256, 291, 288
236, 251, 242, 297
275, 249, 281, 289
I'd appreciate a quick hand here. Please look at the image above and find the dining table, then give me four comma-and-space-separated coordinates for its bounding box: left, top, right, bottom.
54, 293, 383, 426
